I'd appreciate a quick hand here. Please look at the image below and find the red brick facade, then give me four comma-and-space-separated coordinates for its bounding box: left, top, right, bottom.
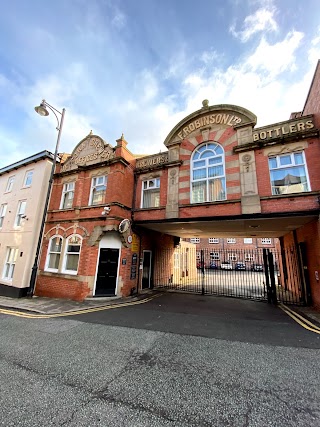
35, 64, 320, 308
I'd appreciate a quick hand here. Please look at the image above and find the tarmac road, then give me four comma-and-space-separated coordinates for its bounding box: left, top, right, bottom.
0, 293, 319, 426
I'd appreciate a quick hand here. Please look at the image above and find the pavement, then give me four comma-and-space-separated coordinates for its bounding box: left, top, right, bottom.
0, 291, 320, 327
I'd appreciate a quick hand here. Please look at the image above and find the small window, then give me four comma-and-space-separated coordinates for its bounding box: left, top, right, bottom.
62, 235, 82, 274
5, 176, 15, 192
227, 238, 236, 244
210, 252, 220, 260
269, 152, 310, 195
0, 204, 7, 228
89, 176, 107, 205
24, 170, 33, 187
228, 253, 237, 261
208, 238, 219, 244
244, 238, 253, 244
190, 238, 200, 244
60, 182, 75, 209
15, 200, 26, 226
141, 178, 160, 208
3, 247, 18, 280
45, 236, 63, 271
245, 253, 254, 261
261, 238, 272, 245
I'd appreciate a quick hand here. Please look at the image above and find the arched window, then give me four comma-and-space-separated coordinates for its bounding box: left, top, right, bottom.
45, 236, 63, 272
62, 234, 82, 274
191, 142, 226, 203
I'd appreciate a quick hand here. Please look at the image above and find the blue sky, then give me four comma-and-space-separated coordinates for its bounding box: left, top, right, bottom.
1, 0, 320, 168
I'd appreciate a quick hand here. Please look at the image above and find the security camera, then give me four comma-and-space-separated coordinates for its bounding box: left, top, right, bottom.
104, 206, 111, 212
101, 211, 106, 215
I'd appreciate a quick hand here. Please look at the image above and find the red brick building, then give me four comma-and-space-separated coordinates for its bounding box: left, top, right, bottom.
35, 61, 320, 308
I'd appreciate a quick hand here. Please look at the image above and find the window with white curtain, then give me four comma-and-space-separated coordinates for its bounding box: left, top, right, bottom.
191, 142, 226, 203
141, 178, 160, 208
269, 152, 310, 195
45, 234, 82, 274
46, 236, 63, 271
89, 176, 107, 205
60, 182, 75, 209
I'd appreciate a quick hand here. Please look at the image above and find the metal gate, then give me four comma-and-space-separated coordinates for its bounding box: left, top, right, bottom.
153, 245, 308, 306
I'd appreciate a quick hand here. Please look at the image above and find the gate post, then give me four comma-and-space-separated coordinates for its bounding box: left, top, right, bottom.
267, 250, 277, 305
263, 249, 272, 304
201, 249, 205, 295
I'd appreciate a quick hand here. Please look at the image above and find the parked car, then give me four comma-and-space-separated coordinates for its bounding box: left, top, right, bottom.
208, 262, 219, 269
235, 262, 246, 271
251, 263, 263, 272
220, 261, 233, 270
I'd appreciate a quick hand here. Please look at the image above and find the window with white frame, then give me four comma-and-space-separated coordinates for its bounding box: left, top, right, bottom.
3, 247, 18, 280
46, 236, 63, 271
210, 252, 220, 260
62, 235, 82, 274
45, 234, 82, 274
89, 176, 107, 205
196, 252, 201, 260
60, 182, 75, 209
141, 178, 160, 208
190, 238, 200, 244
0, 204, 7, 228
208, 238, 219, 244
261, 238, 272, 245
23, 170, 33, 187
5, 176, 15, 192
227, 238, 236, 244
228, 253, 237, 261
244, 253, 254, 262
15, 200, 26, 226
191, 142, 226, 203
269, 152, 310, 195
244, 238, 253, 244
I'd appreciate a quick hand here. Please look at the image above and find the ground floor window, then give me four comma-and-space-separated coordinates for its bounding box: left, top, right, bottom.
3, 247, 18, 280
45, 234, 82, 275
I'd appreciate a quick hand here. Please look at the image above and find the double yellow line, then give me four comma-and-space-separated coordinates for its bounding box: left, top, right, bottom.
0, 293, 162, 319
279, 304, 320, 335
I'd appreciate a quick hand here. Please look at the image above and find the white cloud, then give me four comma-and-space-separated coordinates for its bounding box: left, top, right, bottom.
230, 6, 278, 42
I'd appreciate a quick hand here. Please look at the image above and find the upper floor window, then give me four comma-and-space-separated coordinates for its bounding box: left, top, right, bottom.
3, 247, 18, 280
141, 178, 160, 208
5, 176, 15, 192
0, 204, 7, 228
209, 238, 219, 244
269, 152, 310, 195
89, 176, 107, 205
210, 252, 220, 260
227, 238, 236, 244
261, 238, 272, 245
190, 238, 200, 244
15, 200, 26, 226
23, 170, 33, 187
191, 142, 226, 203
60, 182, 75, 209
244, 238, 253, 244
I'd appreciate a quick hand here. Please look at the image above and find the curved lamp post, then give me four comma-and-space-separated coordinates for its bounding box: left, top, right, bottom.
28, 100, 66, 297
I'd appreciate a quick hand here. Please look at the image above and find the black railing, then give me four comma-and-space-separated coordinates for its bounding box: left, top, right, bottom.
153, 246, 305, 305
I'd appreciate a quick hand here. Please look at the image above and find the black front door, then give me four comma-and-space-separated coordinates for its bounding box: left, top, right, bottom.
95, 248, 119, 296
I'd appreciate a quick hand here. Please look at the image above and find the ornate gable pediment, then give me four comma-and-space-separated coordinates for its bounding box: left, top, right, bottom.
61, 134, 115, 172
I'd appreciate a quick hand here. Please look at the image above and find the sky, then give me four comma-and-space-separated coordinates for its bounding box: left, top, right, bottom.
1, 0, 320, 168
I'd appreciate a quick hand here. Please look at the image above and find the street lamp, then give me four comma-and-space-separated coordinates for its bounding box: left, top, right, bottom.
28, 99, 66, 297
